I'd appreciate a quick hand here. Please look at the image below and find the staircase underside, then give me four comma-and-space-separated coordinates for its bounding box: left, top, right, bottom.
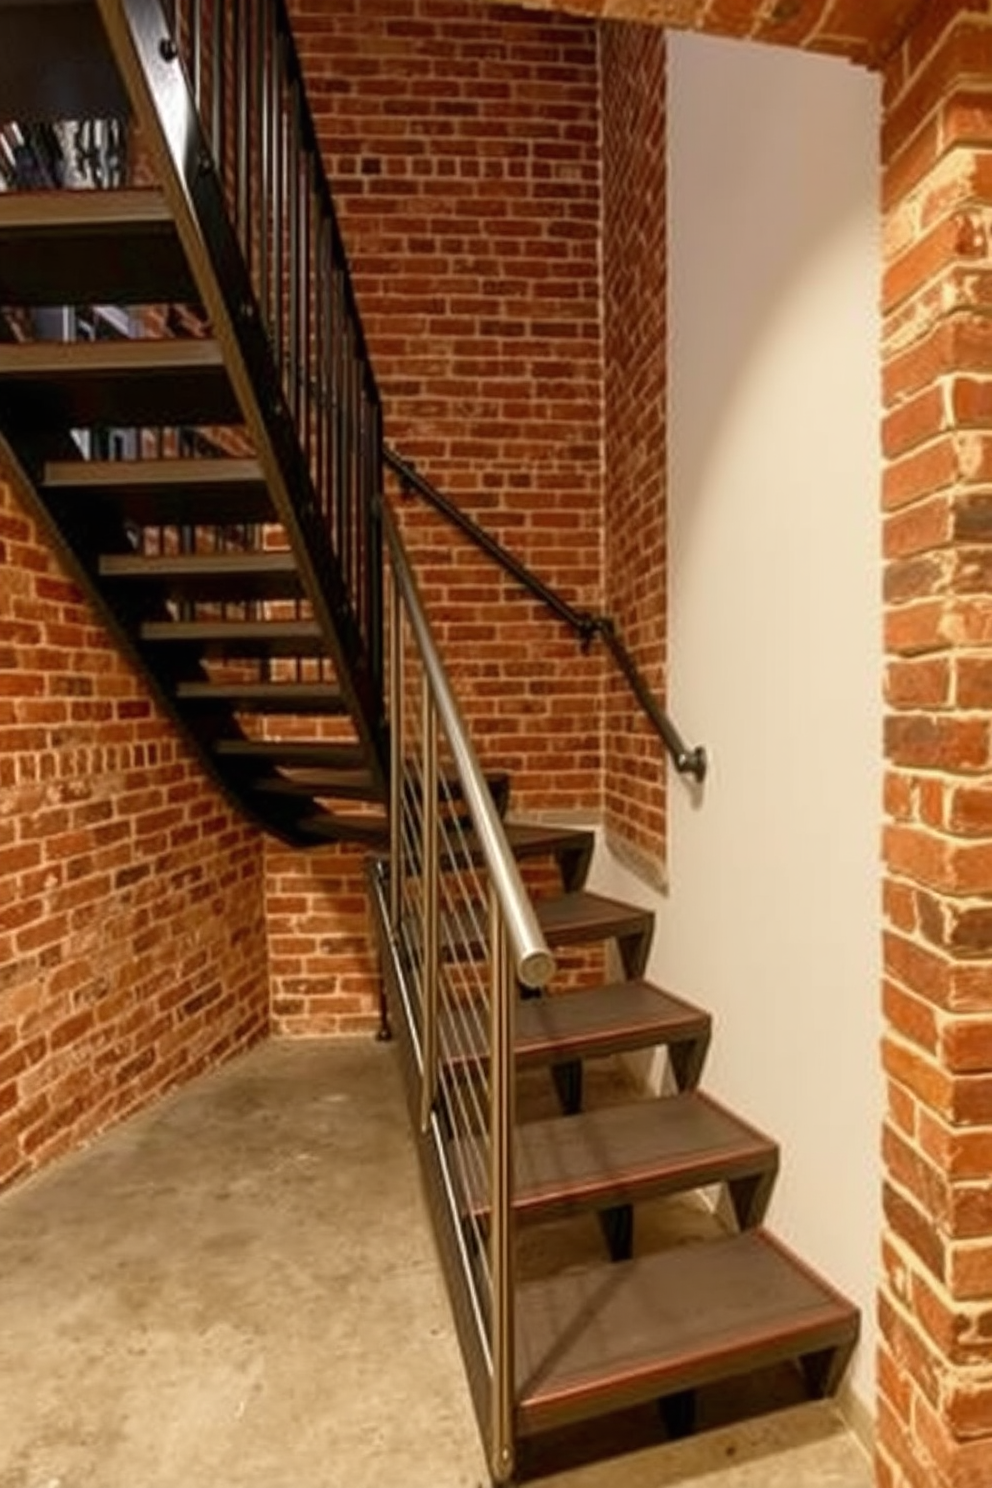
0, 183, 386, 847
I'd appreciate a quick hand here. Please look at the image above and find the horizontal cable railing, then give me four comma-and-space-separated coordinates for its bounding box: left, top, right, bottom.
385, 445, 707, 783
383, 498, 553, 1485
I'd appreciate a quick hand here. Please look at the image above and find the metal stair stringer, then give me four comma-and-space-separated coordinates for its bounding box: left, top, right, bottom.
94, 0, 388, 802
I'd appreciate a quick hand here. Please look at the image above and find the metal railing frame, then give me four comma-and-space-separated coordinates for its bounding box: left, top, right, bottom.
383, 499, 554, 1483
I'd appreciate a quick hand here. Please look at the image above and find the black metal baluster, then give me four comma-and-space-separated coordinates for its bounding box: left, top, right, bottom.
343, 322, 356, 605
287, 81, 301, 425
273, 36, 286, 379
255, 0, 268, 316
301, 165, 314, 474
210, 0, 225, 168
189, 0, 202, 110
261, 1, 276, 338
234, 0, 248, 253
314, 216, 328, 529
368, 397, 384, 697
332, 261, 344, 562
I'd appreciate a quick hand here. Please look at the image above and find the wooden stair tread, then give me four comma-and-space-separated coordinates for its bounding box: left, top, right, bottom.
442, 819, 594, 890
0, 337, 240, 428
442, 979, 710, 1071
503, 821, 595, 861
430, 891, 652, 974
44, 457, 274, 526
251, 767, 377, 800
174, 680, 346, 712
0, 187, 196, 305
515, 1229, 860, 1433
141, 618, 325, 658
214, 739, 365, 769
297, 810, 389, 847
535, 892, 653, 947
535, 891, 654, 976
457, 1091, 777, 1223
99, 550, 302, 601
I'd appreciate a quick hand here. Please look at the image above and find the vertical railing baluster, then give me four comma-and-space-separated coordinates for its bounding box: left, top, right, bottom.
189, 0, 202, 110
369, 398, 384, 696
301, 160, 313, 469
332, 265, 345, 562
341, 317, 354, 595
489, 888, 515, 1486
388, 567, 403, 933
314, 215, 326, 520
420, 678, 439, 1133
253, 0, 266, 309
287, 82, 301, 423
210, 0, 224, 167
239, 0, 252, 267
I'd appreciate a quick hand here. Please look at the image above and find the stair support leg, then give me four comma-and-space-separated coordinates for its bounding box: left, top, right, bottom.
617, 926, 651, 980
599, 1203, 634, 1263
801, 1341, 855, 1400
659, 1388, 697, 1440
550, 1059, 583, 1116
555, 837, 593, 893
668, 1033, 710, 1091
727, 1168, 776, 1231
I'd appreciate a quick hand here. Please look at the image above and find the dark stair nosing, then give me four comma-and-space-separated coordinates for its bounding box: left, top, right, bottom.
140, 618, 325, 658
0, 187, 197, 306
174, 680, 347, 713
515, 1228, 860, 1435
296, 810, 389, 847
214, 738, 366, 770
441, 979, 711, 1077
455, 1091, 778, 1225
44, 457, 274, 526
99, 551, 303, 602
0, 338, 241, 428
250, 766, 377, 800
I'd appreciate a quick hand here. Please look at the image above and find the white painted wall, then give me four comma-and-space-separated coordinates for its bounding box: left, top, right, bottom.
591, 33, 882, 1418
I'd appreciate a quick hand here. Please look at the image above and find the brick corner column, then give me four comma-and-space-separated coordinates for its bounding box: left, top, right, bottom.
880, 7, 992, 1487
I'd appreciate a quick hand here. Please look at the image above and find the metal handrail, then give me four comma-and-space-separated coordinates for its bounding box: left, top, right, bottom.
382, 500, 555, 991
384, 444, 708, 784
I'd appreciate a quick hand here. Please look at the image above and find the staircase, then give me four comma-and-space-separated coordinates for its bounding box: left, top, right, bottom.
0, 2, 859, 1482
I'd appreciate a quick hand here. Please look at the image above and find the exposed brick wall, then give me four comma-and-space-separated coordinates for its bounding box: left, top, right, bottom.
269, 0, 607, 1035
0, 474, 269, 1195
878, 5, 992, 1486
287, 0, 605, 813
601, 20, 668, 867
265, 841, 380, 1037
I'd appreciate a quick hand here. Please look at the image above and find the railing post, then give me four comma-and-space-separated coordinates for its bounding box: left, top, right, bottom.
489, 885, 515, 1484
419, 674, 439, 1132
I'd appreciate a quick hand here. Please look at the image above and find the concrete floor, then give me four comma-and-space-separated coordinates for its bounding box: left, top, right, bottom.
0, 1041, 874, 1488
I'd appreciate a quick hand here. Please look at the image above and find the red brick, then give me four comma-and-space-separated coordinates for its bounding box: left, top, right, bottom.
0, 476, 269, 1199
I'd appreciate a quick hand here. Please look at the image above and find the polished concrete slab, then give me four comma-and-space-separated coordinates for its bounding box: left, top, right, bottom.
0, 1042, 874, 1488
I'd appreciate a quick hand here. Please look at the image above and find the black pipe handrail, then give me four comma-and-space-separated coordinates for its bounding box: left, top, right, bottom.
384, 446, 707, 783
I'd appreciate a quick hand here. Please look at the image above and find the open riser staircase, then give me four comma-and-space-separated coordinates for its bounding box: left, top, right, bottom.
0, 2, 859, 1482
